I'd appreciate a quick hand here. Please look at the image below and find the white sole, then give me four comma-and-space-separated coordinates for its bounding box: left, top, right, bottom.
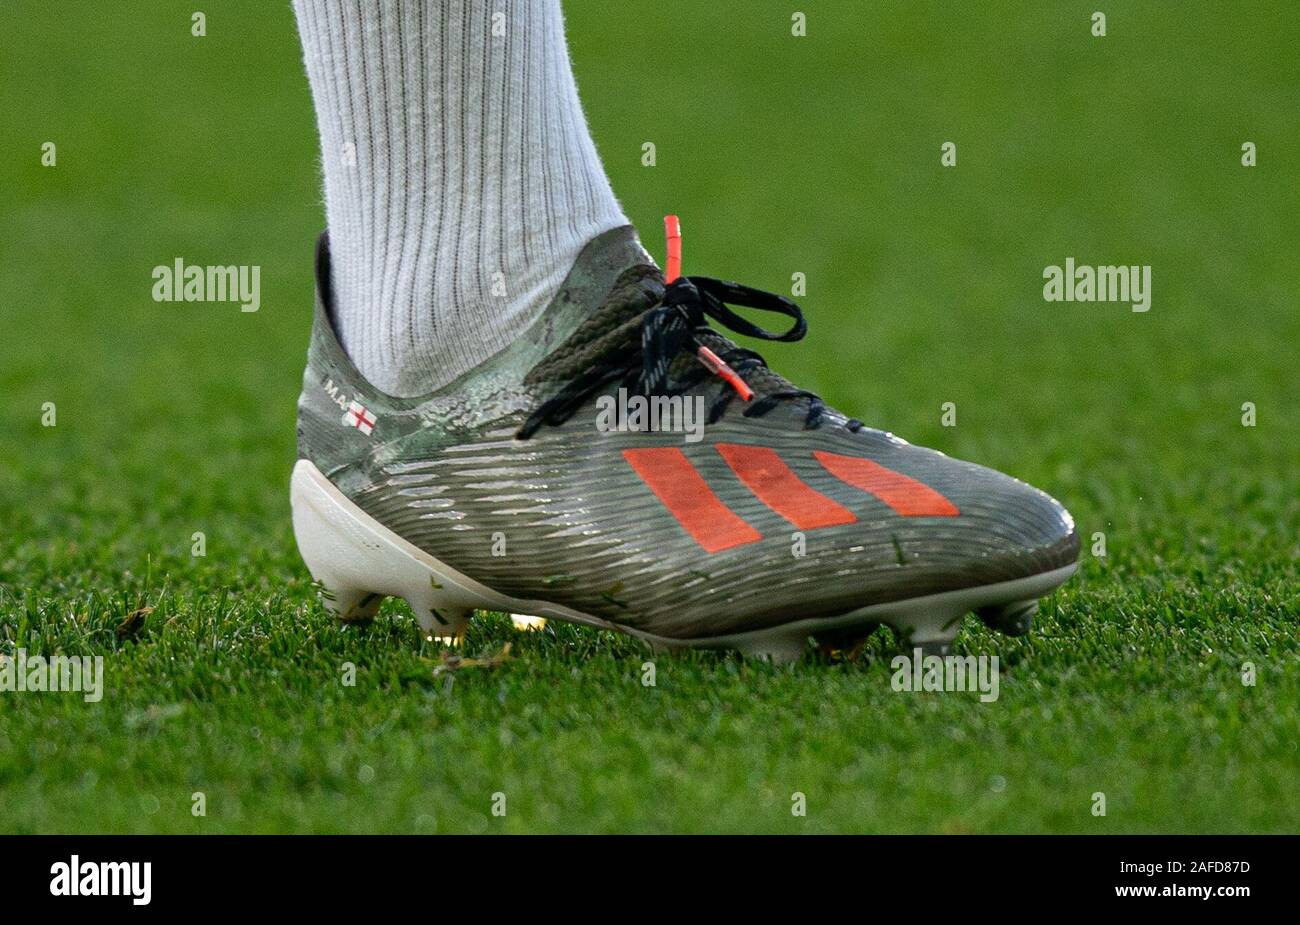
290, 459, 1078, 663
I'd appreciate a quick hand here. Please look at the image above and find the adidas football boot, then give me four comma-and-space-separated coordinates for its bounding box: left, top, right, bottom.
291, 218, 1078, 661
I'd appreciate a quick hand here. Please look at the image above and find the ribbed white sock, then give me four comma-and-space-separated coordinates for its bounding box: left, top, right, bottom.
293, 0, 629, 395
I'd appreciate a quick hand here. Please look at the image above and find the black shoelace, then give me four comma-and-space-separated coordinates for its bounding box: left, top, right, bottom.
516, 276, 864, 439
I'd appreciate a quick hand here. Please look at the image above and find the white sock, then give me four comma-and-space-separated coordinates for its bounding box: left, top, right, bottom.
293, 0, 629, 395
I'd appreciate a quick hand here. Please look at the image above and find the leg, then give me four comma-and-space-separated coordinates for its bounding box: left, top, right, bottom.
293, 0, 627, 395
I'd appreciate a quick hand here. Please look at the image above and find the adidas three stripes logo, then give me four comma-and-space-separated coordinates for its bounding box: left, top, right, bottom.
623, 444, 959, 553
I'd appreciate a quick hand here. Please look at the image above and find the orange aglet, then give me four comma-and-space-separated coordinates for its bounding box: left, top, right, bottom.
664, 214, 682, 283
697, 345, 754, 402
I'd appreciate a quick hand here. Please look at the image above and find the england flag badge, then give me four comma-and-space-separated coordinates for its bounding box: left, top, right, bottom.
343, 400, 376, 436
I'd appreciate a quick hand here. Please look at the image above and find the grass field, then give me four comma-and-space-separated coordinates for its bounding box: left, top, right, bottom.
1, 1, 1297, 833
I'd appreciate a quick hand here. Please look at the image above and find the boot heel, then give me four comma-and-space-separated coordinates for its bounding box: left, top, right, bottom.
291, 459, 487, 639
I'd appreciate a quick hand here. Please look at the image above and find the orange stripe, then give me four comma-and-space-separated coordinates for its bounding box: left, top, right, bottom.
623, 448, 762, 553
814, 450, 959, 517
716, 443, 857, 530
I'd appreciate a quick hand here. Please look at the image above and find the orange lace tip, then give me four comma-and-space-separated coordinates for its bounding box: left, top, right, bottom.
697, 345, 754, 401
664, 214, 682, 283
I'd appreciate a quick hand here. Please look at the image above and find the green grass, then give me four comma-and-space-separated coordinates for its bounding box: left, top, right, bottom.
1, 1, 1296, 833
